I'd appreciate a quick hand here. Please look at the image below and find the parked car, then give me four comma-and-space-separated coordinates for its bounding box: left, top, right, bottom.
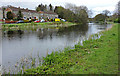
5, 21, 17, 23
61, 19, 66, 22
16, 20, 24, 23
40, 19, 45, 22
34, 20, 41, 23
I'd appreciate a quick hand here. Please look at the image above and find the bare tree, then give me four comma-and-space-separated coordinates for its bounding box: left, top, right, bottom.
102, 10, 111, 17
88, 10, 93, 18
102, 10, 111, 22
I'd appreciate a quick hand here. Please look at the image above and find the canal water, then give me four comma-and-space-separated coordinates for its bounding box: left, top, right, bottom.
2, 23, 112, 73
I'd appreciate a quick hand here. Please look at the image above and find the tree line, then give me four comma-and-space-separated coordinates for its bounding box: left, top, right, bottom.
36, 3, 53, 12
93, 1, 120, 23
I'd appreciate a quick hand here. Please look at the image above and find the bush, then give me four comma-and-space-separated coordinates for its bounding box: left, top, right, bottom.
13, 18, 17, 21
114, 18, 119, 23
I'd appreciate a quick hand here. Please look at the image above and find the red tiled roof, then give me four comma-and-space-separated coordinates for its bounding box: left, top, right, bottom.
5, 8, 12, 12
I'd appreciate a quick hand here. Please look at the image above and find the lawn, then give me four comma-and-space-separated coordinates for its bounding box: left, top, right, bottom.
24, 23, 118, 74
2, 22, 76, 31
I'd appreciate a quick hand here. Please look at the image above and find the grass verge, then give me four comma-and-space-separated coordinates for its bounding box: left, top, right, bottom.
22, 23, 118, 74
2, 22, 76, 31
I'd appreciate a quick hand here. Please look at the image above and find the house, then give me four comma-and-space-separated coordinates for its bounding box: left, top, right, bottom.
0, 5, 58, 20
4, 5, 41, 20
43, 11, 58, 19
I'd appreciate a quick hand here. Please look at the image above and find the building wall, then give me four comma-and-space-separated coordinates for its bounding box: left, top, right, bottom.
43, 13, 58, 19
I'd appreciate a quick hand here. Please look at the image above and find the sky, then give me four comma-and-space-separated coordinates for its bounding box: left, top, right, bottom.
0, 0, 119, 17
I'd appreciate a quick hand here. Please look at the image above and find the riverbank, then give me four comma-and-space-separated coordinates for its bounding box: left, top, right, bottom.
24, 23, 118, 74
2, 22, 76, 31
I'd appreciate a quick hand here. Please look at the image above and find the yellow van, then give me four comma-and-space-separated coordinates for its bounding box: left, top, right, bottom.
55, 18, 60, 22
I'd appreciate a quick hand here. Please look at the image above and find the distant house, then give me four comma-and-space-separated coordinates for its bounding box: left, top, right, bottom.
0, 5, 58, 20
43, 11, 58, 19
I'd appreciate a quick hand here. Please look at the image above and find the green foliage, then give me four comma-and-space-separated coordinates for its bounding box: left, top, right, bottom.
36, 3, 47, 11
54, 6, 65, 18
36, 7, 41, 12
75, 8, 88, 24
94, 14, 105, 22
114, 18, 119, 23
17, 10, 23, 20
49, 4, 53, 11
2, 22, 76, 31
6, 11, 14, 19
2, 7, 6, 19
54, 5, 88, 24
54, 6, 76, 22
13, 17, 17, 21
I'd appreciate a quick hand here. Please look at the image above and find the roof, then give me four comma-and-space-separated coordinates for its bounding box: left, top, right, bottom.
0, 5, 58, 15
6, 5, 39, 14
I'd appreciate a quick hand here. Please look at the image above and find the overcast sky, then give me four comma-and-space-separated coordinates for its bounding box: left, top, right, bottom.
0, 0, 119, 17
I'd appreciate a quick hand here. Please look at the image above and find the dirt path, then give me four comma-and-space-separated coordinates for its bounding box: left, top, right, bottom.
106, 23, 115, 31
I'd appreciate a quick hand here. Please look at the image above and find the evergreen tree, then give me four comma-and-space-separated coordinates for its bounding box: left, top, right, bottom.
49, 4, 53, 11
17, 10, 23, 20
6, 11, 14, 19
2, 7, 6, 19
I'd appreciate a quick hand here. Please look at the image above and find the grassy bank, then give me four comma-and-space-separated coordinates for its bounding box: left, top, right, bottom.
2, 22, 76, 31
24, 23, 118, 74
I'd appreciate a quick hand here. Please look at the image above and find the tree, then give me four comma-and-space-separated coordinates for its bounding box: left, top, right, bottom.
88, 10, 93, 18
17, 10, 23, 20
44, 4, 47, 11
94, 14, 105, 22
6, 11, 14, 19
110, 1, 120, 23
102, 10, 111, 22
36, 6, 41, 12
102, 10, 111, 17
54, 6, 66, 18
65, 3, 89, 24
36, 4, 47, 12
2, 7, 6, 19
117, 1, 120, 23
40, 4, 45, 11
49, 4, 53, 11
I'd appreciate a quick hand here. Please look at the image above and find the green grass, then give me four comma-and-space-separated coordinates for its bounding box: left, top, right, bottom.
24, 23, 118, 74
2, 22, 76, 31
0, 21, 4, 24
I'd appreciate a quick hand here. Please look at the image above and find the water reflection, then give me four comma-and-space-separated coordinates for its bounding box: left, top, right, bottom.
2, 23, 112, 73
